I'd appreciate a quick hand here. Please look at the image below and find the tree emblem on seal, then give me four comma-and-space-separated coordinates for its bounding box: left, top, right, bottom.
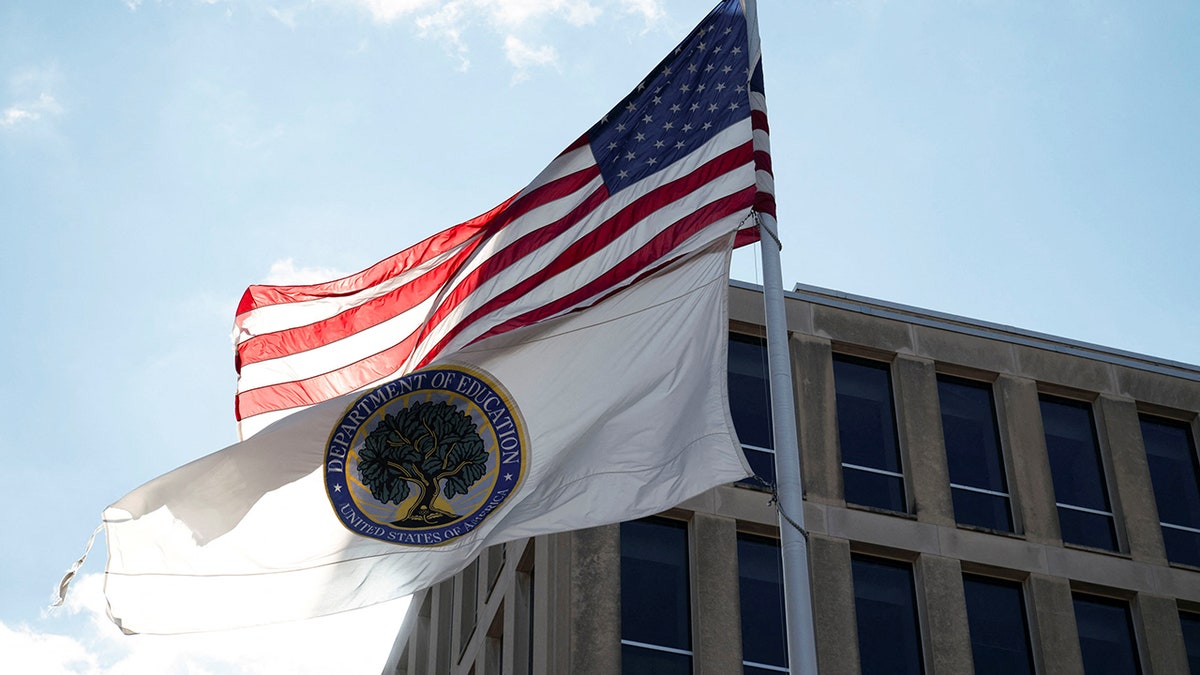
357, 400, 489, 527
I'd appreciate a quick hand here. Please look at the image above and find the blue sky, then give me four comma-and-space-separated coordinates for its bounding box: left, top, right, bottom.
2, 0, 1198, 672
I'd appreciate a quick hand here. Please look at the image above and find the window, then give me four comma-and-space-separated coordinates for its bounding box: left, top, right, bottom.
1140, 415, 1200, 567
738, 534, 788, 674
962, 575, 1035, 675
621, 518, 692, 674
834, 355, 905, 512
1073, 594, 1142, 674
729, 334, 775, 485
1181, 611, 1200, 675
1040, 395, 1118, 550
851, 555, 922, 675
939, 376, 1013, 531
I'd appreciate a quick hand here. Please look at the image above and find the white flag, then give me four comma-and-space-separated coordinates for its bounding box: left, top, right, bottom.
101, 237, 750, 634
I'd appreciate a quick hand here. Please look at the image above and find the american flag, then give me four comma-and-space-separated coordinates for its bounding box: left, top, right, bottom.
233, 0, 774, 438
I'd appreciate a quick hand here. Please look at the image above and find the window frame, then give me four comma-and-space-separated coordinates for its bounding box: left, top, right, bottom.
619, 517, 694, 673
936, 373, 1016, 532
1071, 591, 1144, 675
960, 573, 1036, 675
1039, 393, 1121, 551
737, 532, 789, 674
728, 331, 777, 489
833, 352, 908, 514
1138, 412, 1200, 568
849, 553, 925, 675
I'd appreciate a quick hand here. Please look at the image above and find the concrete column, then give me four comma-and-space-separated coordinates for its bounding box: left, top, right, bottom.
569, 525, 621, 675
893, 355, 955, 525
533, 532, 571, 675
792, 334, 842, 504
1136, 593, 1190, 675
1096, 395, 1168, 564
690, 513, 743, 675
1027, 573, 1084, 675
996, 375, 1061, 545
915, 555, 973, 675
808, 534, 860, 675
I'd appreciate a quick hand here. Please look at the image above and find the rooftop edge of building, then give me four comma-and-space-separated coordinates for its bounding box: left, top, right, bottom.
727, 278, 1200, 383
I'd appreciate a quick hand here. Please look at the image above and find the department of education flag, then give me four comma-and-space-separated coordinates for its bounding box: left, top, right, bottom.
85, 0, 773, 634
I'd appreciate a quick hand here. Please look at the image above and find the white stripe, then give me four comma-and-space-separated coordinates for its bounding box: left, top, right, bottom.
408, 122, 756, 368
238, 120, 755, 431
236, 294, 438, 391
233, 236, 477, 344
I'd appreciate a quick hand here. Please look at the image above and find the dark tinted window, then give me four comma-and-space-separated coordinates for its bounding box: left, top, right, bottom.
962, 576, 1034, 675
1140, 415, 1200, 567
834, 355, 905, 512
738, 534, 787, 673
851, 556, 922, 675
939, 376, 1012, 531
1041, 396, 1117, 550
621, 518, 691, 675
1181, 611, 1200, 675
729, 334, 775, 485
1073, 594, 1141, 675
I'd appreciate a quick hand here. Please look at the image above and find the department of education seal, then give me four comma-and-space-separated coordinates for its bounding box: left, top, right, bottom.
324, 364, 527, 546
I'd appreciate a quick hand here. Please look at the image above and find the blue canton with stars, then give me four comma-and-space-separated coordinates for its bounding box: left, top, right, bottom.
588, 0, 751, 195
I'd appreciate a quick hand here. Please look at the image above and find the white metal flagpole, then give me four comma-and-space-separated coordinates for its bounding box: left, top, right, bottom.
740, 0, 820, 670
757, 212, 820, 673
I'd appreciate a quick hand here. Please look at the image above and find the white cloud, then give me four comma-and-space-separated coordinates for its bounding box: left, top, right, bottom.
10, 573, 410, 675
263, 257, 346, 285
345, 0, 441, 24
1, 93, 62, 130
504, 35, 559, 83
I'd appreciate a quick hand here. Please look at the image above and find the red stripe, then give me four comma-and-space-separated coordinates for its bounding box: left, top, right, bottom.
462, 187, 758, 348
235, 238, 483, 372
237, 143, 755, 422
413, 143, 755, 368
751, 109, 770, 135
234, 204, 504, 316
235, 166, 601, 370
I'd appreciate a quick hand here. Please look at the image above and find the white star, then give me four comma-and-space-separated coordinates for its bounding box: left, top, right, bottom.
670, 103, 682, 113
674, 141, 686, 149
705, 64, 715, 72
679, 84, 691, 93
714, 46, 723, 54
681, 123, 693, 132
715, 82, 726, 92
646, 157, 657, 165
626, 102, 637, 113
652, 95, 662, 105
625, 151, 636, 160
654, 140, 666, 148
616, 123, 626, 132
698, 41, 707, 51
504, 473, 514, 482
708, 103, 720, 112
663, 66, 673, 76
690, 103, 701, 112
333, 484, 343, 492
663, 121, 674, 130
722, 65, 733, 74
732, 46, 741, 54
688, 63, 698, 73
728, 101, 740, 110
736, 85, 746, 94
697, 84, 706, 92
618, 170, 629, 179
607, 142, 618, 150
635, 132, 646, 142
642, 114, 653, 124
702, 121, 713, 130
725, 27, 732, 35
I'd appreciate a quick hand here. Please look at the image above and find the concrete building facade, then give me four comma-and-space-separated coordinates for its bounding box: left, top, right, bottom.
383, 281, 1200, 674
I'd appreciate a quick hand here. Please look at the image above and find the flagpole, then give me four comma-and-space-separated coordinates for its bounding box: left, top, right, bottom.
758, 212, 820, 674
